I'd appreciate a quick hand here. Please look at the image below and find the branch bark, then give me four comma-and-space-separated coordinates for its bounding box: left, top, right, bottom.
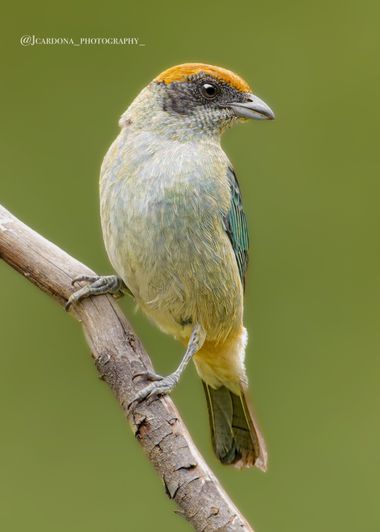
0, 204, 253, 532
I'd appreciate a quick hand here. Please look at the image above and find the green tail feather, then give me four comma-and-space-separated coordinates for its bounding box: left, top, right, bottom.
202, 381, 267, 470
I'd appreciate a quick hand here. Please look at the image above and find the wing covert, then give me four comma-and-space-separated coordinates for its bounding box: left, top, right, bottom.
223, 166, 249, 288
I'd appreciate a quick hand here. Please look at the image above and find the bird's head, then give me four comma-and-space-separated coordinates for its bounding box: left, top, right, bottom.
120, 63, 275, 140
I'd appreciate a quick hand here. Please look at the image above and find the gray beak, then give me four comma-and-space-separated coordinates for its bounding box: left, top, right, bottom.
228, 93, 275, 120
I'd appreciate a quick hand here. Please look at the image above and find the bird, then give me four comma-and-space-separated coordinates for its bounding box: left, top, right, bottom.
66, 63, 274, 470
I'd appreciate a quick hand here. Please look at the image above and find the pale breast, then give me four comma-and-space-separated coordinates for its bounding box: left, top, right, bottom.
100, 129, 243, 341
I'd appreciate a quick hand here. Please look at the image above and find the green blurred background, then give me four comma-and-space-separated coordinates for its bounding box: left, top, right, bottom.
1, 1, 379, 530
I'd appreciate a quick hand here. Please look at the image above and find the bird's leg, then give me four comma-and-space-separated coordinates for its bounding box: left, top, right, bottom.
65, 274, 128, 310
129, 323, 206, 407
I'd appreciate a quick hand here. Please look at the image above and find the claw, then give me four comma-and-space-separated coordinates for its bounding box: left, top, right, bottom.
72, 275, 100, 286
65, 286, 89, 310
128, 373, 178, 409
132, 371, 164, 383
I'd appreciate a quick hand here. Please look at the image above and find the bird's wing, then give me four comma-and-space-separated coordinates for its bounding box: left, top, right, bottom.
223, 166, 249, 289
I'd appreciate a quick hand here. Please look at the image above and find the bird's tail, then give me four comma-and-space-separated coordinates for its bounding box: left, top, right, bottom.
194, 327, 267, 469
202, 381, 267, 470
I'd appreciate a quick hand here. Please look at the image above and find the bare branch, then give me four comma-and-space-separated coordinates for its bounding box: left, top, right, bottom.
0, 204, 254, 531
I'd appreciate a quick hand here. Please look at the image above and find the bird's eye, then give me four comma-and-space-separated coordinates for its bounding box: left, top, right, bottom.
201, 83, 218, 99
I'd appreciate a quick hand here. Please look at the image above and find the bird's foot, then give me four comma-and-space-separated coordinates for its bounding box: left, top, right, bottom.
65, 274, 125, 310
128, 371, 179, 408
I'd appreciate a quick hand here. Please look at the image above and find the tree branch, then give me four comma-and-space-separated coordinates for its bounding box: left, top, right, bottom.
0, 203, 253, 532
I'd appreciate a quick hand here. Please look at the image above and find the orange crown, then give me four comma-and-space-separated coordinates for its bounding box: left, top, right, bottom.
154, 63, 251, 93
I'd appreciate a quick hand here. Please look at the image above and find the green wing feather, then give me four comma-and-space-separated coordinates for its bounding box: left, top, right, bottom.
223, 166, 249, 288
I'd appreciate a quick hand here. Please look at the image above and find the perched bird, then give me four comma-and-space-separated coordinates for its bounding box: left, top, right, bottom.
67, 63, 274, 469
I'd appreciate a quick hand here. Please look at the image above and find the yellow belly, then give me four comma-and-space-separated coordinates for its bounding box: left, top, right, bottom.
194, 327, 248, 394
